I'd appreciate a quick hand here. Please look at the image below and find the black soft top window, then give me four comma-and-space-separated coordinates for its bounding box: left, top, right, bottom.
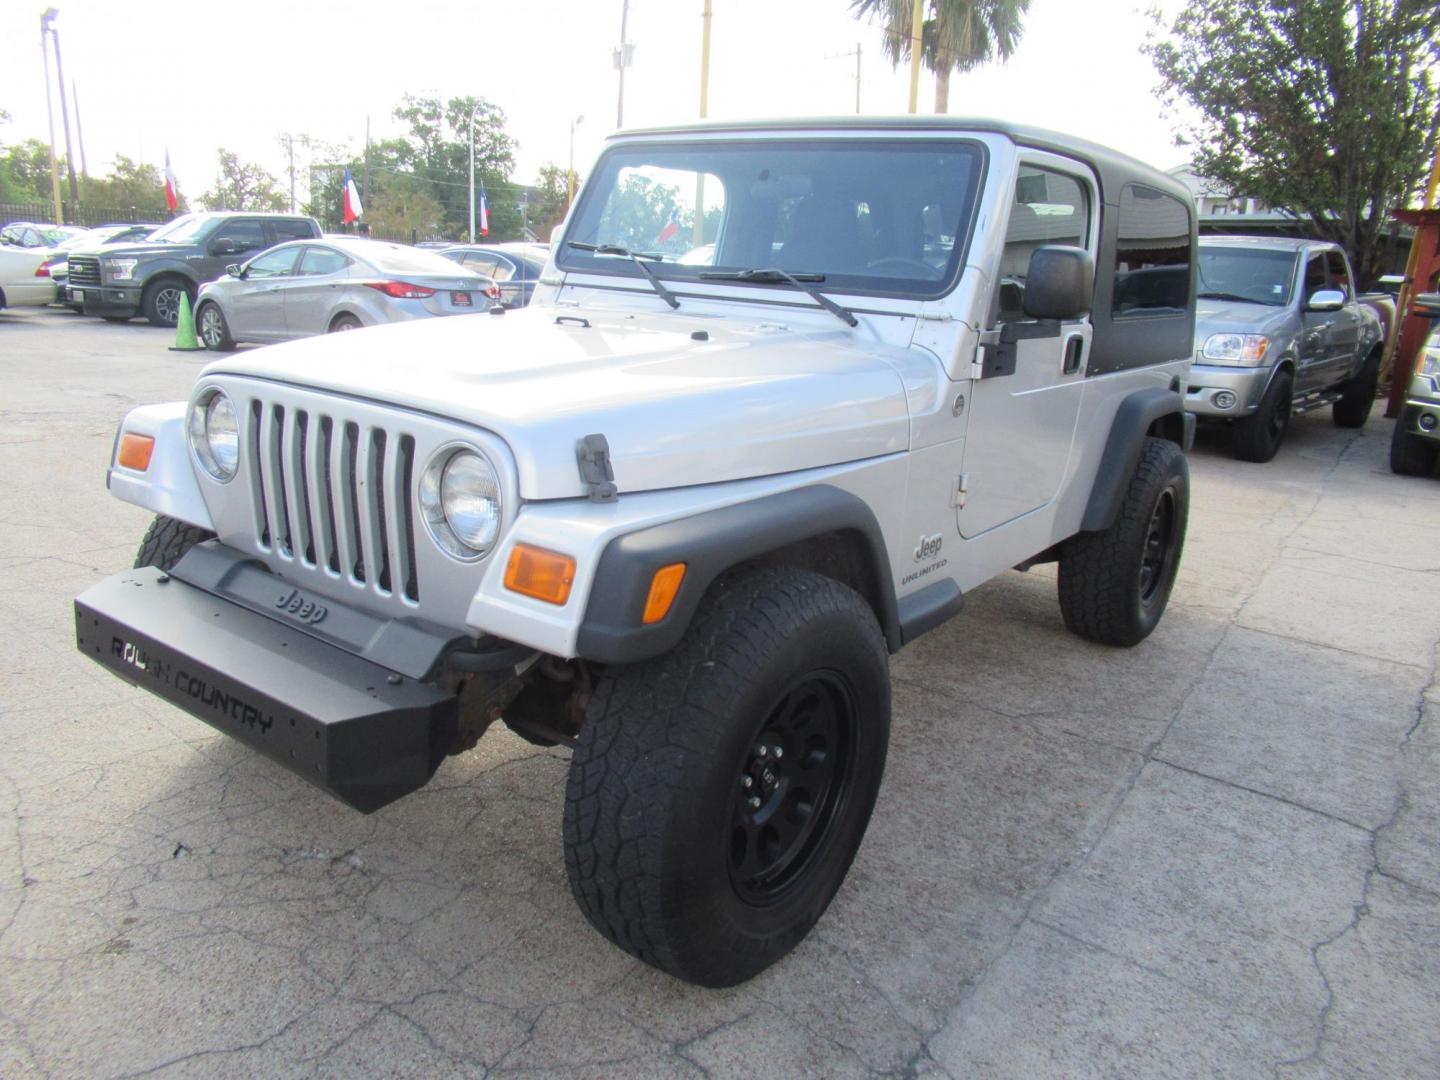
558, 138, 986, 300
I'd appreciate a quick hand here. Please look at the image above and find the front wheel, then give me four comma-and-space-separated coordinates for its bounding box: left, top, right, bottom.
1390, 418, 1438, 477
196, 301, 236, 351
134, 514, 215, 571
563, 566, 891, 987
141, 278, 192, 327
1232, 369, 1293, 463
1058, 437, 1188, 647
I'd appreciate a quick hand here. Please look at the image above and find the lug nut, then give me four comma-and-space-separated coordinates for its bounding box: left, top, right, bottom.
747, 796, 761, 809
741, 775, 754, 789
756, 745, 769, 758
772, 746, 783, 759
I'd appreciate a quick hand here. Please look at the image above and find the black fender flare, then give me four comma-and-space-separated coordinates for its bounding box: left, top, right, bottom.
1080, 388, 1193, 533
576, 484, 902, 664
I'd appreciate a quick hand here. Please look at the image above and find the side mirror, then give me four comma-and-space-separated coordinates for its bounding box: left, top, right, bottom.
210, 238, 238, 256
225, 263, 243, 278
1306, 289, 1345, 312
1022, 246, 1094, 321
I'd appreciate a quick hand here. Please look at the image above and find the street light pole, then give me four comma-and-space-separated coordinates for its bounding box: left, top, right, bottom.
39, 13, 63, 224
43, 9, 79, 207
567, 114, 584, 208
616, 0, 631, 129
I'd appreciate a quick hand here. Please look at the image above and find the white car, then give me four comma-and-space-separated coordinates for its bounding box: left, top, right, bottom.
0, 245, 58, 310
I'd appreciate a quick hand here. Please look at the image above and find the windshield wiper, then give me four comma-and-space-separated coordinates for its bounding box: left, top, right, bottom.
700, 267, 858, 327
567, 241, 679, 309
1197, 291, 1266, 304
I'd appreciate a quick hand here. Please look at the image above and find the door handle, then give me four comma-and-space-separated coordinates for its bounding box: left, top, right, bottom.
1062, 333, 1085, 375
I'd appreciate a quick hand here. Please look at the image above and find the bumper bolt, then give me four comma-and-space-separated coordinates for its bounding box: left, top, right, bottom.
387, 674, 402, 685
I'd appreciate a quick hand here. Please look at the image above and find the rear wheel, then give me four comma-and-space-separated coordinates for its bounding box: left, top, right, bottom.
564, 566, 890, 987
1389, 418, 1438, 477
141, 278, 192, 327
196, 301, 236, 351
328, 314, 362, 332
1058, 437, 1188, 647
1233, 369, 1292, 462
1333, 351, 1380, 428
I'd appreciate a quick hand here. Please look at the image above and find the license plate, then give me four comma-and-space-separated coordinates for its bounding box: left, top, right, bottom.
72, 289, 84, 301
451, 291, 472, 307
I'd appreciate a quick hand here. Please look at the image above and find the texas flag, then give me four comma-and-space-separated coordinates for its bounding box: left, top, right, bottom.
657, 207, 682, 245
343, 167, 363, 224
164, 150, 178, 212
479, 184, 489, 237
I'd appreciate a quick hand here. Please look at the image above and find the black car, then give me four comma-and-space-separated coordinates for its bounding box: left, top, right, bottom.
439, 242, 548, 307
69, 212, 322, 326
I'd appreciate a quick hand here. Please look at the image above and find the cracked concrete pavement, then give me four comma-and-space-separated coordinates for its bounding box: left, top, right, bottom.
2, 305, 1438, 1077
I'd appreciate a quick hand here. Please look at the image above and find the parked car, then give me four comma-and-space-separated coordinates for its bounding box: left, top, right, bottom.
1390, 293, 1440, 476
38, 224, 163, 308
194, 237, 500, 349
0, 222, 88, 248
79, 116, 1198, 987
67, 211, 322, 326
1185, 236, 1384, 461
0, 245, 58, 310
439, 242, 548, 307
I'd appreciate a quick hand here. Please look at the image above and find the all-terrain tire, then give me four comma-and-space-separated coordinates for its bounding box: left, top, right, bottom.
1333, 350, 1380, 428
134, 514, 215, 572
1233, 369, 1293, 462
563, 566, 891, 987
1058, 437, 1188, 647
141, 277, 193, 327
1389, 417, 1438, 477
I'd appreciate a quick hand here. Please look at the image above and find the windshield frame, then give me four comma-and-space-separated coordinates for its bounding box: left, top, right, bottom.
555, 136, 988, 304
1196, 244, 1298, 308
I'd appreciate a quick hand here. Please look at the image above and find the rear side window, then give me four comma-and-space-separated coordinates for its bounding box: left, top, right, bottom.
297, 248, 351, 276
1112, 184, 1191, 317
272, 219, 318, 243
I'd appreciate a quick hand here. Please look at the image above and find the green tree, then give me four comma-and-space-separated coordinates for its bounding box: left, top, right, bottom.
531, 163, 580, 240
853, 0, 1031, 112
77, 156, 176, 214
200, 149, 287, 212
1146, 0, 1439, 286
0, 138, 58, 204
391, 93, 519, 239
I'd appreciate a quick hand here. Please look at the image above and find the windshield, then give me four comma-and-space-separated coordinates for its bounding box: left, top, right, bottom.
147, 215, 208, 244
1197, 246, 1297, 307
559, 138, 985, 300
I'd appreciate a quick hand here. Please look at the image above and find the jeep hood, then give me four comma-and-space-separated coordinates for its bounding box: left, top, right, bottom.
203, 306, 911, 499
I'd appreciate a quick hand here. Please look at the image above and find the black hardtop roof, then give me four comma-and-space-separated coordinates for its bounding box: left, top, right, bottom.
608, 116, 1190, 206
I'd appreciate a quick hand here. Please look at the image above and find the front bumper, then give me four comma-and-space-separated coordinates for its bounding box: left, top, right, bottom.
1400, 396, 1440, 445
80, 285, 142, 318
1185, 363, 1271, 418
74, 558, 460, 813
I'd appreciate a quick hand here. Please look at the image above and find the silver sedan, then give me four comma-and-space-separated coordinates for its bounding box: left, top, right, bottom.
194, 237, 500, 351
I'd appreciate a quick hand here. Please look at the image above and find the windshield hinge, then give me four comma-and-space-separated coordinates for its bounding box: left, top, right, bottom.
917, 311, 954, 322
576, 434, 618, 503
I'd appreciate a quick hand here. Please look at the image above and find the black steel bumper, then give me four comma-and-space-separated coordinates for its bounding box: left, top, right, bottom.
74, 565, 458, 813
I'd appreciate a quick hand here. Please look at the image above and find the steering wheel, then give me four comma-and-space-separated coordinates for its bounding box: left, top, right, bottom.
865, 257, 934, 275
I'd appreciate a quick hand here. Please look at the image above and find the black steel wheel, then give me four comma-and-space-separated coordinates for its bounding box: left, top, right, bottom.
197, 301, 235, 351
564, 566, 890, 987
141, 278, 191, 327
1233, 369, 1292, 463
1390, 415, 1439, 477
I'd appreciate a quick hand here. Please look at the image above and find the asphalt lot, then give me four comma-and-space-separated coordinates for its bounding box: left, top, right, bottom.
2, 303, 1438, 1078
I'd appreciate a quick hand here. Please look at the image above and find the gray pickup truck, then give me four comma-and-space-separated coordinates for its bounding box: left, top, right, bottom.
1185, 236, 1383, 461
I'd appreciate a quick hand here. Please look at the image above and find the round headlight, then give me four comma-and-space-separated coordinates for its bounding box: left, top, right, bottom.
189, 388, 239, 481
420, 447, 502, 559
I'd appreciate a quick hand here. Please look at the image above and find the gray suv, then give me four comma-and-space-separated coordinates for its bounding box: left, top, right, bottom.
68, 212, 322, 326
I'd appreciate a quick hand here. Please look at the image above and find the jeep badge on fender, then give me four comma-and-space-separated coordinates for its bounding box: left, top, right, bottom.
76, 117, 1196, 989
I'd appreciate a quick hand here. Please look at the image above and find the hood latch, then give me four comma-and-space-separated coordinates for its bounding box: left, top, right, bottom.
576, 434, 618, 503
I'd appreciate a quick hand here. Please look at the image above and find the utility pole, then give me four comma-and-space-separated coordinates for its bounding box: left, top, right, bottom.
692, 0, 713, 247
284, 134, 296, 213
39, 14, 63, 223
72, 79, 88, 178
44, 10, 79, 207
362, 115, 372, 210
907, 0, 924, 114
615, 0, 633, 129
469, 102, 479, 243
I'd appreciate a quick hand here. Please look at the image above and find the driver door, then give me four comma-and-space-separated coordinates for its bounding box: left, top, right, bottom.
957, 156, 1096, 538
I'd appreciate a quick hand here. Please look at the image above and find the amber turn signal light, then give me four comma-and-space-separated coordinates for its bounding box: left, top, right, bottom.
642, 563, 687, 624
504, 544, 576, 606
117, 432, 155, 472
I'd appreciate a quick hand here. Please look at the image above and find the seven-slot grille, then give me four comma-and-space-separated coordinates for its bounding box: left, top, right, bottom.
68, 255, 101, 287
243, 399, 421, 603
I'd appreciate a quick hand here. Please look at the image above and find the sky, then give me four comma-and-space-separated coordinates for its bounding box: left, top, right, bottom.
0, 0, 1192, 206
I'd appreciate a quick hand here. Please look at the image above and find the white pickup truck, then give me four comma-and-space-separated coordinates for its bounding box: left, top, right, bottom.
76, 118, 1198, 986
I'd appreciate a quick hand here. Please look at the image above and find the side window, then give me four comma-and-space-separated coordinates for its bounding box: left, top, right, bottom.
488, 256, 516, 282
213, 220, 268, 255
272, 220, 317, 243
997, 165, 1091, 322
464, 253, 499, 276
297, 248, 351, 276
1303, 253, 1328, 301
245, 247, 299, 278
1112, 184, 1191, 317
1324, 250, 1351, 299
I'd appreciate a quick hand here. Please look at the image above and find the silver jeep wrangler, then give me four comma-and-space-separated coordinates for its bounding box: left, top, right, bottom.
76, 118, 1197, 986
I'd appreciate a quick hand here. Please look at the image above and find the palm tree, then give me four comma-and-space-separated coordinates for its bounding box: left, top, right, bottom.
852, 0, 1031, 113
